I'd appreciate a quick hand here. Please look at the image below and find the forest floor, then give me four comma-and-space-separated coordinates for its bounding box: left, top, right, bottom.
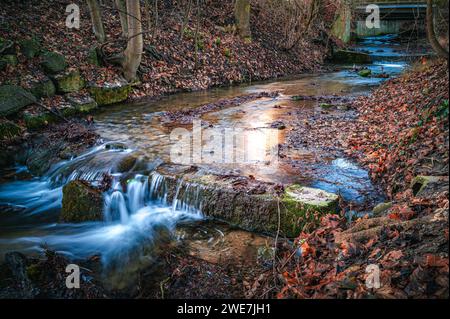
0, 0, 329, 145
245, 59, 449, 299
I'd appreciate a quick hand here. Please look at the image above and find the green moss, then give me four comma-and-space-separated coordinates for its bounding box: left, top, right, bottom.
0, 120, 21, 139
53, 70, 85, 93
23, 111, 57, 130
29, 78, 56, 98
281, 185, 339, 237
40, 51, 67, 74
19, 38, 41, 58
26, 264, 42, 282
320, 103, 334, 109
87, 47, 101, 66
61, 180, 104, 223
0, 85, 37, 116
0, 37, 15, 55
89, 83, 131, 106
372, 202, 393, 216
0, 54, 18, 66
67, 95, 98, 113
358, 69, 372, 77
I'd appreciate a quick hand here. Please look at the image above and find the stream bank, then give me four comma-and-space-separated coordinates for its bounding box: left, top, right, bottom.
1, 32, 447, 299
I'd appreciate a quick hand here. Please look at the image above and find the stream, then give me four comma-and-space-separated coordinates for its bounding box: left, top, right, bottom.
0, 35, 428, 288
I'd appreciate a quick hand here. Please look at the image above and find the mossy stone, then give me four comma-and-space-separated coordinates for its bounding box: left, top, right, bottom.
66, 95, 98, 113
87, 47, 101, 66
0, 85, 37, 116
53, 70, 85, 93
0, 120, 21, 140
29, 78, 56, 98
61, 180, 104, 222
358, 69, 372, 77
40, 51, 67, 74
23, 111, 56, 130
372, 202, 393, 216
411, 176, 449, 197
281, 185, 339, 237
19, 38, 41, 58
0, 54, 18, 67
0, 37, 14, 55
320, 103, 334, 109
89, 83, 131, 106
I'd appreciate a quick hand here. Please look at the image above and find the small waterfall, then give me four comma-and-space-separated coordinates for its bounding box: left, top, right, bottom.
148, 172, 167, 203
104, 181, 129, 223
172, 179, 183, 212
103, 175, 151, 223
126, 175, 149, 214
171, 180, 203, 215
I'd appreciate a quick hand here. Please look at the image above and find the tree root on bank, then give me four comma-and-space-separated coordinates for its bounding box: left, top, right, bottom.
335, 209, 449, 244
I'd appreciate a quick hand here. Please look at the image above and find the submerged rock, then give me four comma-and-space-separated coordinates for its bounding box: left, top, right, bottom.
40, 51, 67, 74
61, 180, 104, 222
358, 69, 372, 77
332, 50, 372, 64
0, 85, 37, 116
320, 103, 334, 109
88, 82, 131, 106
116, 154, 138, 173
52, 70, 85, 93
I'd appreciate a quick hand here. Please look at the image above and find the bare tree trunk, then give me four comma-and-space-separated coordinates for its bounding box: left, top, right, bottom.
87, 0, 106, 43
180, 0, 193, 40
153, 0, 159, 38
427, 0, 449, 59
144, 0, 152, 33
194, 0, 200, 69
234, 0, 251, 40
115, 0, 128, 38
123, 0, 143, 82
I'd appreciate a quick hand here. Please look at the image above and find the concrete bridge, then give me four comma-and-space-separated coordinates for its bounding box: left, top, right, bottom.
332, 0, 429, 41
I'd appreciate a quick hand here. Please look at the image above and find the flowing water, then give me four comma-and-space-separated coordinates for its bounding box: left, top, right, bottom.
0, 35, 429, 286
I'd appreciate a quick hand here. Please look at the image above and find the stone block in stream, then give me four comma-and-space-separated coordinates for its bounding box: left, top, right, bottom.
61, 180, 104, 223
0, 85, 37, 117
155, 167, 339, 238
332, 50, 372, 64
88, 81, 131, 106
